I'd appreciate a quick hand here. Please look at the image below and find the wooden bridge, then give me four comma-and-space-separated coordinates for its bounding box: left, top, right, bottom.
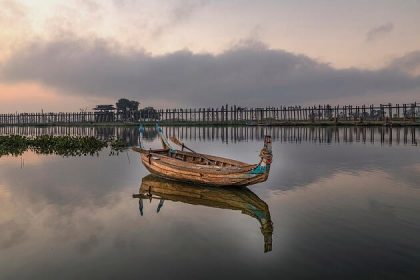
0, 103, 419, 126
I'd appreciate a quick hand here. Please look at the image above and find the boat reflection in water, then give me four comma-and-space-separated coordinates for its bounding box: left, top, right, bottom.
133, 175, 274, 253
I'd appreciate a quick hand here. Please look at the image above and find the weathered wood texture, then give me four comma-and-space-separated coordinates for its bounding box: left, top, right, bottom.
134, 147, 270, 187
132, 132, 272, 187
1, 103, 419, 126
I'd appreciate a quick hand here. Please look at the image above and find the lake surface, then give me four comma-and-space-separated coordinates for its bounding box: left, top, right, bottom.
0, 126, 419, 279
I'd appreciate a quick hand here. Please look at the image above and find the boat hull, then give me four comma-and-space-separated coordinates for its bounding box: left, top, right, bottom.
134, 132, 272, 187
139, 152, 269, 187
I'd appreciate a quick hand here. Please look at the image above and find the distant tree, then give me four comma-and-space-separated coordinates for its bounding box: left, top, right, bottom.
116, 98, 140, 121
116, 98, 130, 113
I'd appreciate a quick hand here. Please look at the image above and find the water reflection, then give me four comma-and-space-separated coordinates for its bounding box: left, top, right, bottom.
0, 127, 419, 279
0, 125, 418, 146
133, 175, 273, 253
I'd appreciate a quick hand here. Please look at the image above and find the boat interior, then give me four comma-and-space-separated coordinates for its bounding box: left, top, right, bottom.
139, 147, 255, 169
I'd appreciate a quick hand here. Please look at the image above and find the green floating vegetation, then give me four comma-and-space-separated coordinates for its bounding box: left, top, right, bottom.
0, 135, 129, 157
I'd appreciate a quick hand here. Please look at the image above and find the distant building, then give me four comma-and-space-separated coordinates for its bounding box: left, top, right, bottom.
93, 105, 116, 122
93, 105, 116, 112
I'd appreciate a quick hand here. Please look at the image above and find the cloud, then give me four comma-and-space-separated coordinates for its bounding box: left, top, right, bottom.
171, 0, 209, 22
366, 22, 394, 42
388, 50, 420, 76
0, 0, 26, 19
0, 0, 29, 57
1, 37, 420, 107
78, 234, 100, 255
152, 0, 210, 38
0, 220, 28, 249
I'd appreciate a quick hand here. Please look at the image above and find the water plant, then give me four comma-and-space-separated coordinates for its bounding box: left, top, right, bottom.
0, 135, 129, 157
0, 135, 29, 157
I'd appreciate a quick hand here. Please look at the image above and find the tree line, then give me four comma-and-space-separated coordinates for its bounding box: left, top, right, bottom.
93, 98, 159, 121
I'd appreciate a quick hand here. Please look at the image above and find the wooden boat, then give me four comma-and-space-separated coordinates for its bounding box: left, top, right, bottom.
133, 174, 273, 252
132, 126, 272, 187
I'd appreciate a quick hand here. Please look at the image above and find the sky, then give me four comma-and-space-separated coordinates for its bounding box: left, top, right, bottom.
0, 0, 420, 112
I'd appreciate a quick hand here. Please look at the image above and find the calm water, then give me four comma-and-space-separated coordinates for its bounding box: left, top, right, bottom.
0, 126, 419, 279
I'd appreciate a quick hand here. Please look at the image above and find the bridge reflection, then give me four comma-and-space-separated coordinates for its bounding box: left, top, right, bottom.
0, 126, 418, 146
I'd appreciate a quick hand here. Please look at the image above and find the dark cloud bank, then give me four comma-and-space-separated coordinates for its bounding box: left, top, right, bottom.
1, 38, 420, 107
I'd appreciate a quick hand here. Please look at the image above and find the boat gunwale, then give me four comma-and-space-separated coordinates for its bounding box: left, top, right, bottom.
133, 147, 259, 174
141, 152, 259, 176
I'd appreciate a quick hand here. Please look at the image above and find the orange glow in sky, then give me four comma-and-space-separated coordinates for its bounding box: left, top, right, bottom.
0, 83, 94, 112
